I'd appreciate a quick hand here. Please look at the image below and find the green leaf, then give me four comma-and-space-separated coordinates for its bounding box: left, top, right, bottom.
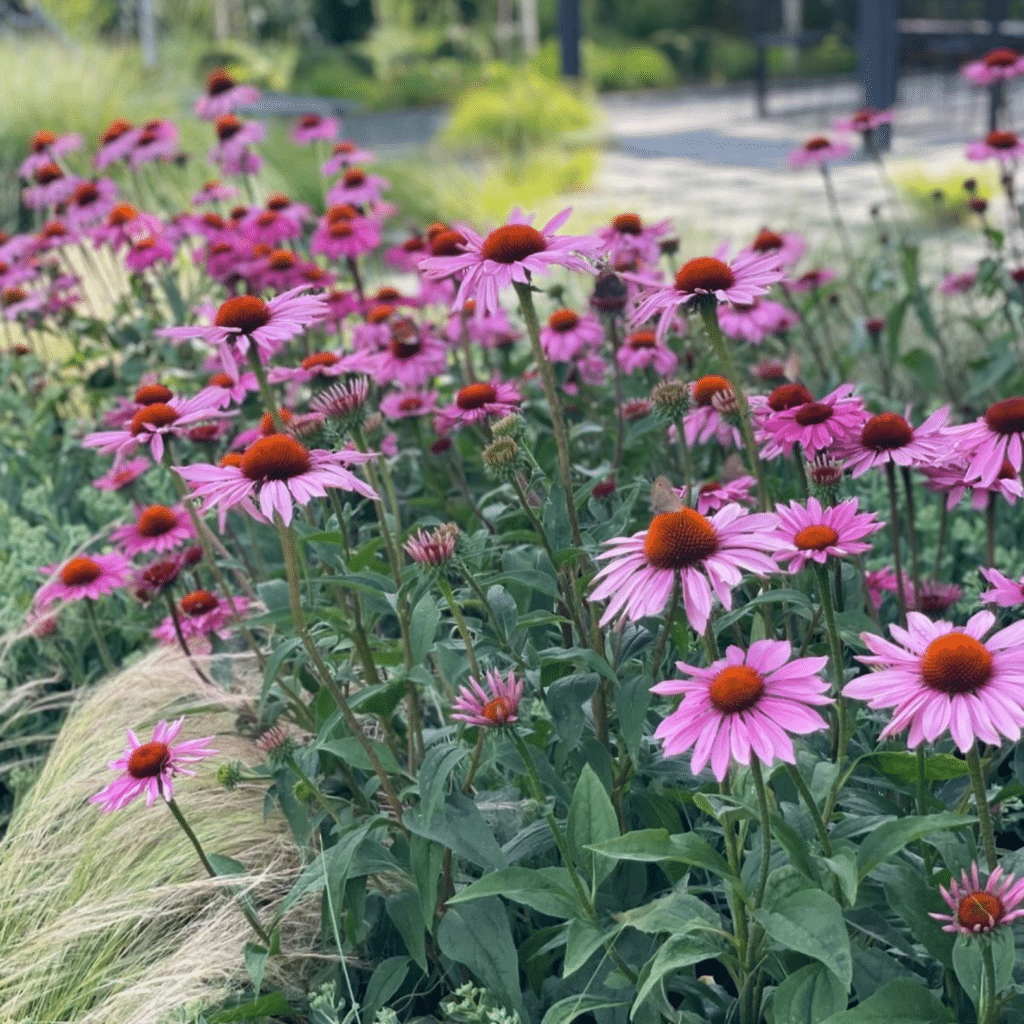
567, 764, 619, 886
256, 578, 290, 613
541, 995, 630, 1024
404, 794, 508, 871
387, 891, 428, 972
856, 812, 974, 879
614, 891, 720, 935
418, 744, 469, 822
862, 752, 968, 785
816, 980, 951, 1023
882, 864, 955, 968
210, 992, 297, 1022
546, 673, 599, 747
953, 929, 1015, 1012
754, 890, 852, 988
207, 853, 246, 876
319, 737, 403, 775
409, 591, 441, 664
563, 918, 617, 977
823, 849, 858, 907
487, 584, 518, 639
243, 941, 268, 995
437, 898, 525, 1022
588, 828, 734, 880
773, 962, 847, 1024
362, 956, 410, 1024
631, 932, 722, 1017
410, 834, 444, 933
850, 946, 918, 1002
616, 669, 652, 762
447, 866, 583, 918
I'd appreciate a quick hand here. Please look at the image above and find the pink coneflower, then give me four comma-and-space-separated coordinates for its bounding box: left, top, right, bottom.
651, 639, 830, 781
327, 166, 390, 207
128, 119, 180, 168
963, 48, 1024, 85
292, 112, 340, 144
436, 380, 522, 431
22, 163, 80, 210
692, 476, 757, 515
368, 321, 448, 388
739, 227, 807, 270
125, 234, 176, 273
152, 589, 251, 644
1, 286, 46, 320
111, 504, 195, 556
36, 552, 132, 608
191, 179, 238, 206
980, 567, 1024, 607
540, 308, 603, 362
311, 206, 382, 261
865, 566, 899, 609
832, 108, 894, 133
18, 129, 83, 179
380, 388, 439, 420
949, 397, 1024, 486
910, 579, 962, 617
90, 718, 218, 812
64, 178, 119, 230
194, 68, 260, 120
718, 298, 798, 344
240, 210, 302, 250
632, 252, 784, 344
83, 389, 231, 464
758, 384, 867, 458
924, 456, 1024, 510
321, 140, 377, 175
590, 503, 784, 633
419, 208, 603, 316
680, 375, 742, 450
966, 130, 1024, 163
785, 267, 838, 293
161, 288, 327, 378
932, 863, 1024, 935
404, 524, 458, 566
176, 434, 378, 527
208, 115, 265, 175
617, 328, 678, 375
92, 202, 163, 252
836, 407, 952, 477
451, 668, 523, 727
845, 610, 1024, 751
93, 456, 150, 491
597, 212, 672, 267
95, 119, 141, 169
940, 268, 978, 294
775, 496, 883, 573
788, 136, 854, 168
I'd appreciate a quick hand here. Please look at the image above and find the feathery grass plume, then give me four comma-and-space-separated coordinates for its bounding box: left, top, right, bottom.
0, 647, 312, 1024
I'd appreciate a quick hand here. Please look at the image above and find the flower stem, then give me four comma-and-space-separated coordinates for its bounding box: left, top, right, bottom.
813, 562, 849, 763
749, 758, 772, 911
698, 302, 769, 510
967, 742, 999, 872
651, 577, 679, 677
513, 281, 582, 550
275, 515, 407, 828
900, 466, 922, 605
85, 598, 115, 673
884, 462, 909, 622
986, 491, 997, 568
784, 762, 832, 856
980, 937, 998, 1024
436, 574, 482, 682
164, 795, 272, 946
163, 591, 215, 687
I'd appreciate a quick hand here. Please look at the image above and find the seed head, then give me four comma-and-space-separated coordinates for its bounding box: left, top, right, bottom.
491, 412, 526, 439
482, 436, 521, 480
651, 380, 690, 419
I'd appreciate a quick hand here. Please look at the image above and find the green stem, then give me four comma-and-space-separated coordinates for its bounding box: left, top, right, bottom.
749, 758, 772, 911
165, 796, 272, 946
884, 462, 909, 621
436, 574, 482, 682
980, 938, 998, 1024
967, 742, 999, 872
513, 281, 583, 549
784, 763, 832, 856
651, 577, 679, 676
462, 731, 485, 795
163, 591, 215, 687
698, 302, 769, 510
248, 348, 284, 432
900, 466, 922, 606
275, 516, 407, 830
986, 491, 997, 568
85, 598, 115, 673
813, 562, 849, 764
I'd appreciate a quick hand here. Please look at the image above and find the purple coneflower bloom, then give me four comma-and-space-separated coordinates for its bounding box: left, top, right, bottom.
979, 567, 1024, 607
758, 383, 867, 458
931, 862, 1024, 935
787, 135, 854, 168
111, 504, 195, 556
948, 397, 1024, 487
194, 69, 260, 120
652, 639, 830, 781
632, 252, 784, 344
176, 434, 378, 528
327, 166, 390, 207
963, 48, 1024, 85
419, 208, 603, 316
832, 108, 894, 133
90, 718, 218, 812
36, 552, 132, 608
590, 502, 784, 633
540, 308, 604, 362
436, 380, 522, 431
966, 130, 1024, 163
845, 610, 1024, 751
718, 298, 798, 344
738, 227, 807, 270
775, 496, 883, 573
835, 407, 952, 476
692, 476, 757, 515
617, 328, 678, 375
452, 668, 523, 727
597, 212, 672, 268
292, 112, 340, 145
152, 589, 251, 644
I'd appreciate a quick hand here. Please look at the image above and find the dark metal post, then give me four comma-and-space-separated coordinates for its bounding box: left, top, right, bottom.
755, 41, 767, 117
986, 0, 1009, 130
560, 0, 581, 78
858, 0, 898, 152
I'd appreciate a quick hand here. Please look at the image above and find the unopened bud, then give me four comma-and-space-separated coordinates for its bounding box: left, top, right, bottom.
482, 436, 521, 480
651, 379, 690, 419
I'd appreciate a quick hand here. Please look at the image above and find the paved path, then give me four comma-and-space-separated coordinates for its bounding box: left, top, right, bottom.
577, 74, 1011, 250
